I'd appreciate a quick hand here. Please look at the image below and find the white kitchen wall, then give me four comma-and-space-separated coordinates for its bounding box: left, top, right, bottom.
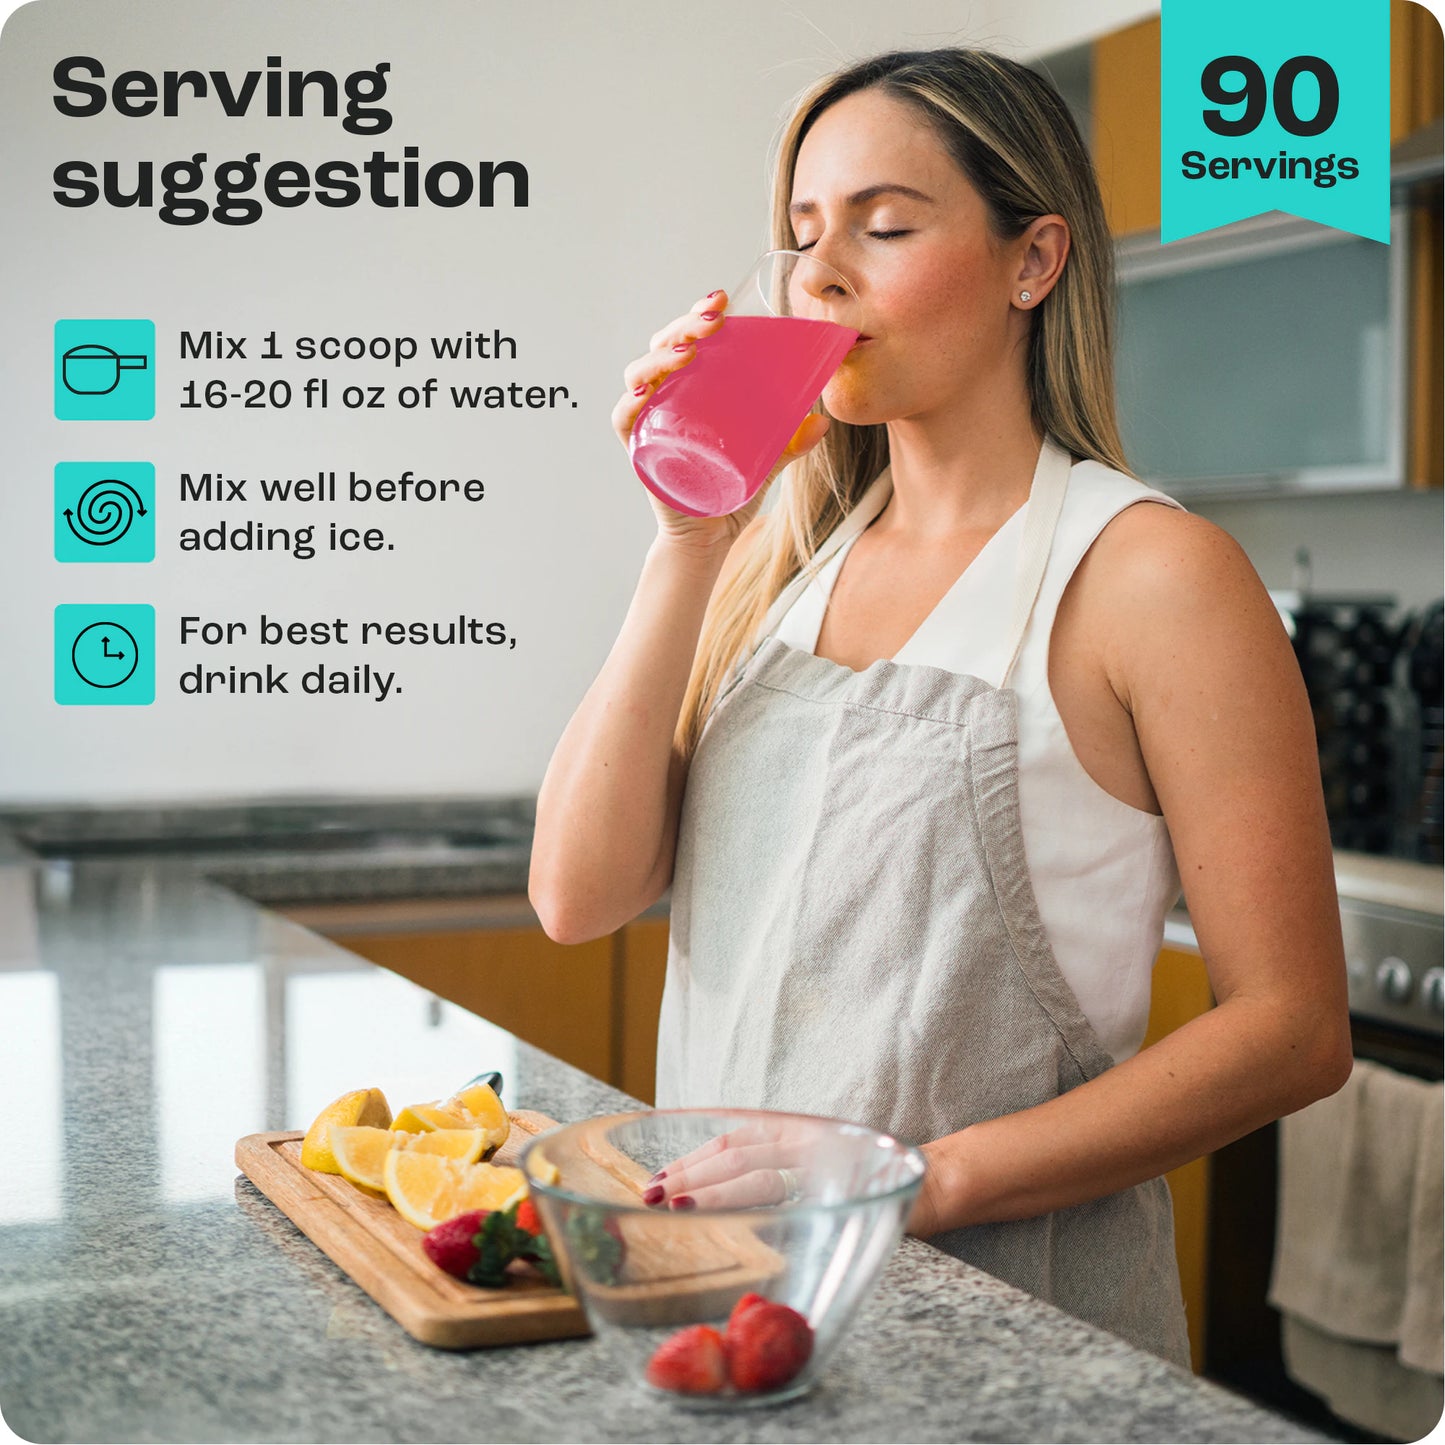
1191, 489, 1444, 614
978, 0, 1159, 56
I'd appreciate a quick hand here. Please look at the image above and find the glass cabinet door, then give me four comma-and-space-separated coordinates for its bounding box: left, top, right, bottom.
1115, 213, 1404, 495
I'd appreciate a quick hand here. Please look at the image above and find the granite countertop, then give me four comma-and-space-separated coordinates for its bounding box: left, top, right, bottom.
0, 813, 1332, 1444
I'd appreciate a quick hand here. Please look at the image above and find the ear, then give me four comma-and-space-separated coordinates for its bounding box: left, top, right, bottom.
1013, 215, 1070, 309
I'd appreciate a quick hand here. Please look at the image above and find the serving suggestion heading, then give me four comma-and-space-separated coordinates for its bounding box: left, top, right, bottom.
50, 55, 530, 224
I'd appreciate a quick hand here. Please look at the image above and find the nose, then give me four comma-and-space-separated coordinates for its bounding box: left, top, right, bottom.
787, 251, 856, 324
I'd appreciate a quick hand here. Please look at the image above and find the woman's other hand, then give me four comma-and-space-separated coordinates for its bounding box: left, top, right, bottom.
612, 290, 830, 554
641, 1118, 817, 1210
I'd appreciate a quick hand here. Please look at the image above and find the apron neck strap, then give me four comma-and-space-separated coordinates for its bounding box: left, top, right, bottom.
748, 436, 1071, 685
755, 467, 893, 644
999, 437, 1072, 690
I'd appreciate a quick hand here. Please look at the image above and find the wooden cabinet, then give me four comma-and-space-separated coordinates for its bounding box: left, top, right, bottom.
1407, 194, 1443, 489
1394, 4, 1445, 492
616, 918, 670, 1104
1141, 941, 1217, 1374
1393, 0, 1445, 140
279, 894, 617, 1082
280, 896, 672, 1099
1093, 17, 1163, 237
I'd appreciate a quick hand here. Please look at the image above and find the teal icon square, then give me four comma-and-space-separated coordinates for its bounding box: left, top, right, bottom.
55, 319, 156, 420
55, 463, 155, 562
55, 604, 155, 705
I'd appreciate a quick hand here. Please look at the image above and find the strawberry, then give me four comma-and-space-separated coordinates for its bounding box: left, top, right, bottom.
423, 1204, 530, 1287
726, 1302, 814, 1393
645, 1325, 727, 1395
511, 1197, 563, 1288
421, 1209, 489, 1280
727, 1292, 772, 1330
514, 1197, 544, 1238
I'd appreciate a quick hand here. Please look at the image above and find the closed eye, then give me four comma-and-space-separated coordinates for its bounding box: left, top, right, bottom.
796, 230, 911, 251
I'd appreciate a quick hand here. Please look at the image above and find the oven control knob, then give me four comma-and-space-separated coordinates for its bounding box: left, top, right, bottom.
1422, 968, 1444, 1016
1376, 956, 1414, 1005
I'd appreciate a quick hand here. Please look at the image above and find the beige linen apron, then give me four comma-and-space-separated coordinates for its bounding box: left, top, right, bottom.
655, 439, 1192, 1368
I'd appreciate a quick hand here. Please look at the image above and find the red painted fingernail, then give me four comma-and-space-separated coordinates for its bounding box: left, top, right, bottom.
672, 342, 692, 353
671, 1195, 696, 1210
632, 384, 647, 396
699, 310, 719, 321
706, 290, 721, 298
648, 1170, 666, 1183
643, 1185, 665, 1206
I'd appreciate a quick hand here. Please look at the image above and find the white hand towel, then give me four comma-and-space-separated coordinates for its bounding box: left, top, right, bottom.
1269, 1059, 1437, 1347
1280, 1316, 1443, 1441
1400, 1080, 1444, 1374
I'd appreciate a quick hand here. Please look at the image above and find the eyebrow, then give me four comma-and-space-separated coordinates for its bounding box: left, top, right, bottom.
788, 183, 936, 217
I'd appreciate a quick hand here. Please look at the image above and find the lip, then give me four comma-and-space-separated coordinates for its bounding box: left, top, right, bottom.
851, 334, 873, 347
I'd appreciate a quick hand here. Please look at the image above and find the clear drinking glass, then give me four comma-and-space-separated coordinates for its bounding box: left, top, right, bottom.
629, 250, 864, 518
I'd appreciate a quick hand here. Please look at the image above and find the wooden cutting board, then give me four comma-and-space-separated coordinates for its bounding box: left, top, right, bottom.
237, 1109, 786, 1349
236, 1110, 588, 1348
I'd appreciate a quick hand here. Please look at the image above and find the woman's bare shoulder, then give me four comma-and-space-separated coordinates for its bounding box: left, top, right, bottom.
1068, 498, 1285, 708
1082, 499, 1272, 625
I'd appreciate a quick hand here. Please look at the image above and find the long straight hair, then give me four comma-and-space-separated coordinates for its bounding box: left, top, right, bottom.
674, 49, 1129, 757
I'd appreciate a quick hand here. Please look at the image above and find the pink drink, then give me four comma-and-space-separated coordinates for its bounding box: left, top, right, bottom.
630, 315, 859, 518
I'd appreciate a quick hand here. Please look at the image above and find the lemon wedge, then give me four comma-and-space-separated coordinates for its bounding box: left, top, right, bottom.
442, 1080, 509, 1155
382, 1151, 528, 1231
332, 1125, 490, 1192
392, 1084, 508, 1155
445, 1081, 508, 1131
391, 1101, 470, 1133
300, 1087, 392, 1174
527, 1144, 561, 1188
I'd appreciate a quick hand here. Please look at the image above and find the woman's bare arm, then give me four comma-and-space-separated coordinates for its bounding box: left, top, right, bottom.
909, 507, 1353, 1234
529, 530, 740, 944
530, 285, 831, 943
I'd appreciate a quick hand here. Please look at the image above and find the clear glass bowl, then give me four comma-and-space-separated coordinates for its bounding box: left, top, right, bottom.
519, 1108, 925, 1409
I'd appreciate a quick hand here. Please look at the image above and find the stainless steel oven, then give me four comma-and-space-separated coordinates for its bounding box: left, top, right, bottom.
1205, 890, 1443, 1439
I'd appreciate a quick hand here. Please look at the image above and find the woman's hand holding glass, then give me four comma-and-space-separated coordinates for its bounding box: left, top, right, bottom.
612, 290, 830, 553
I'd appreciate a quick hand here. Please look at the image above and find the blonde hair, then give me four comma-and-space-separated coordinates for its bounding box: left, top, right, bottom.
675, 48, 1129, 757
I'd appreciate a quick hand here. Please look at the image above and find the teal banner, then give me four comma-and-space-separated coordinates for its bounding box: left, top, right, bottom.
1161, 0, 1391, 243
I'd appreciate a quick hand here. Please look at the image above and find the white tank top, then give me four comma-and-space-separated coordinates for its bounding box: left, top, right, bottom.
769, 457, 1186, 1062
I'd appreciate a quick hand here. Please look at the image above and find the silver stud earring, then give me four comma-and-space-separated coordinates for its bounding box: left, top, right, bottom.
1019, 290, 1032, 303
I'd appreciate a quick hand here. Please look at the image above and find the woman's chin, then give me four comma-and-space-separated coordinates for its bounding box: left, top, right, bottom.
822, 393, 891, 429
822, 373, 889, 430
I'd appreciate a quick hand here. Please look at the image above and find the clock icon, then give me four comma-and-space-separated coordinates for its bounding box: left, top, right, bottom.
70, 620, 140, 688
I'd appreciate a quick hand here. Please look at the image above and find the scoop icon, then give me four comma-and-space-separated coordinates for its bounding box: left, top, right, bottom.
62, 343, 149, 396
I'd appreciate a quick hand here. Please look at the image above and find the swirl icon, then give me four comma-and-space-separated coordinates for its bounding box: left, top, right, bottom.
63, 478, 147, 547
